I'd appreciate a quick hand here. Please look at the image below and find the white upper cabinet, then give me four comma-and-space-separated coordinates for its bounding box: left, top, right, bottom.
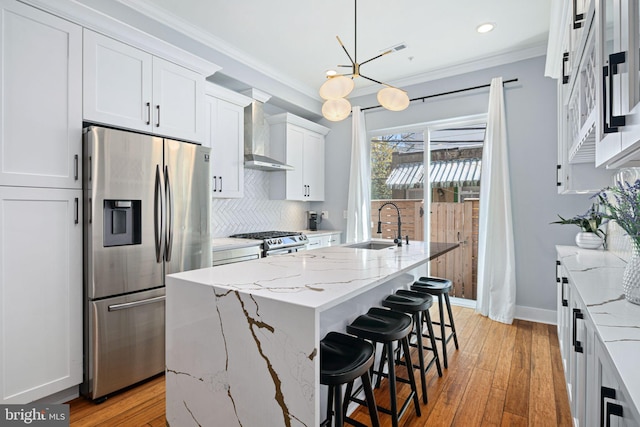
268, 113, 329, 202
83, 30, 205, 143
596, 0, 640, 167
0, 0, 82, 189
204, 84, 251, 198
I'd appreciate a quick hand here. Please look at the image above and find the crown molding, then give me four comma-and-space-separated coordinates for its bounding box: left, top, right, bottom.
118, 0, 319, 101
21, 0, 220, 76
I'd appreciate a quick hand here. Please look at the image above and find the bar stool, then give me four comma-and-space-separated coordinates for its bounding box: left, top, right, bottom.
320, 332, 380, 427
381, 289, 442, 404
346, 307, 421, 427
411, 276, 459, 368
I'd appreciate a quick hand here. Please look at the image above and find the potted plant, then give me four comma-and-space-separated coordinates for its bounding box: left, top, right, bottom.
551, 204, 606, 249
595, 180, 640, 304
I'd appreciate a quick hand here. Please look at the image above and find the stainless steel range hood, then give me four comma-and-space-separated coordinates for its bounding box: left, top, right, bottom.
244, 91, 293, 171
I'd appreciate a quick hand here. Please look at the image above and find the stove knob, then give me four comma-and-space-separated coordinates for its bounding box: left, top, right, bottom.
278, 238, 282, 244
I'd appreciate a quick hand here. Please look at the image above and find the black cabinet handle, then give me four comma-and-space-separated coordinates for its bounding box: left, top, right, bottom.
219, 176, 223, 192
146, 102, 151, 125
562, 277, 568, 307
601, 386, 616, 427
556, 260, 561, 283
562, 52, 570, 84
572, 308, 584, 353
74, 154, 79, 181
557, 164, 562, 187
156, 105, 161, 127
603, 52, 628, 134
572, 0, 584, 29
213, 176, 218, 192
74, 197, 79, 224
606, 401, 623, 427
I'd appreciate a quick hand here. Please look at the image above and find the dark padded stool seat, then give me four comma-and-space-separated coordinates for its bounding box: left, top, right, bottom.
412, 276, 459, 369
320, 332, 380, 427
381, 289, 441, 404
347, 307, 421, 427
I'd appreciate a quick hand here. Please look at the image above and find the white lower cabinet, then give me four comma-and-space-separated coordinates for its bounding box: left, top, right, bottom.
594, 338, 640, 426
306, 232, 342, 250
0, 187, 82, 403
557, 256, 640, 426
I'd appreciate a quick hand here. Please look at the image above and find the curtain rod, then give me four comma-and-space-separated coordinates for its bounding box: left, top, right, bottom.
361, 78, 519, 112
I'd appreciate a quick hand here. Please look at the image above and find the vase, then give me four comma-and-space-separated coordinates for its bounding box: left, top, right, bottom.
623, 248, 640, 305
575, 232, 603, 249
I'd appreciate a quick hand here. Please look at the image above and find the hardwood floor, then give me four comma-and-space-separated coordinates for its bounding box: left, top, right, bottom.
66, 306, 571, 426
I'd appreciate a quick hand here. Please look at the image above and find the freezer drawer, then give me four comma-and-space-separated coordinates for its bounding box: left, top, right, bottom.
85, 288, 165, 400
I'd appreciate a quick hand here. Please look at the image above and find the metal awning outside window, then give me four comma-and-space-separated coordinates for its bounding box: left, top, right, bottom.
385, 158, 481, 189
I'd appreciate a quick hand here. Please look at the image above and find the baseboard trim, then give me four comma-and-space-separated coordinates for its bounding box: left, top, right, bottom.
448, 298, 557, 325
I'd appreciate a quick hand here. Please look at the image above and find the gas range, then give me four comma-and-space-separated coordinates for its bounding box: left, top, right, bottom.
229, 231, 308, 256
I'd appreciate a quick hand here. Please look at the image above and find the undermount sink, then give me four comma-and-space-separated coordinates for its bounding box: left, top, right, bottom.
346, 241, 397, 250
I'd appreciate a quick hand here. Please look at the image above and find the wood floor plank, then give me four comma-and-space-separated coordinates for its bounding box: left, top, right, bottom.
503, 320, 532, 418
476, 319, 509, 372
491, 321, 517, 391
548, 325, 573, 427
421, 352, 477, 426
481, 387, 506, 427
451, 367, 493, 427
500, 411, 528, 427
528, 322, 557, 426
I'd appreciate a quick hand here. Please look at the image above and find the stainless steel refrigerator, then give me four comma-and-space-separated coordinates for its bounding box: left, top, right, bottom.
82, 126, 211, 400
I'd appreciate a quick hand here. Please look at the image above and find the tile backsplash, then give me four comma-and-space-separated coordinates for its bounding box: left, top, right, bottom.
211, 168, 308, 237
606, 168, 640, 261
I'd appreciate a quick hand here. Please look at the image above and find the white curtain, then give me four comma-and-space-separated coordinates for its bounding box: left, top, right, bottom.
476, 77, 516, 324
346, 106, 372, 243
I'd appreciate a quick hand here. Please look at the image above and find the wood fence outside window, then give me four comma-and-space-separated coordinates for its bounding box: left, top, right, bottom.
371, 198, 479, 300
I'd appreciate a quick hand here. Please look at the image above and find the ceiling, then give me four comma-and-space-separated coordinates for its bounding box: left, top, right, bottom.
88, 0, 552, 117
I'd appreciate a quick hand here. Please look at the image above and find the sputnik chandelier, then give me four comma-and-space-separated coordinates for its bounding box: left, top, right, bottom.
319, 0, 410, 121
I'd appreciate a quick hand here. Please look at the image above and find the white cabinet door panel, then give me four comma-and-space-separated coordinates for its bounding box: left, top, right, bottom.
208, 96, 244, 198
0, 187, 82, 403
285, 125, 305, 200
83, 29, 152, 133
152, 57, 204, 142
0, 1, 81, 188
303, 132, 325, 201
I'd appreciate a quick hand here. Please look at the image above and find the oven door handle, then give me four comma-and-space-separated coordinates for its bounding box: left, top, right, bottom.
267, 246, 305, 256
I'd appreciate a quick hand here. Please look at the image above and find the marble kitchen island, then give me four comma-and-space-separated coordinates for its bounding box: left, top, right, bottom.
165, 240, 456, 427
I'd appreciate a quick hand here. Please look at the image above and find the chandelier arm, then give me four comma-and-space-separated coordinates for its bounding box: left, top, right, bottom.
359, 74, 389, 86
336, 36, 356, 66
359, 50, 393, 66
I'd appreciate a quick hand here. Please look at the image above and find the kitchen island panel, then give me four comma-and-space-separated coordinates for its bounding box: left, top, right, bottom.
166, 278, 317, 426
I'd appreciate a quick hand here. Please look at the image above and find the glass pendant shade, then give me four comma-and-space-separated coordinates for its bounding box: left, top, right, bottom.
377, 87, 410, 111
319, 76, 355, 100
322, 98, 352, 121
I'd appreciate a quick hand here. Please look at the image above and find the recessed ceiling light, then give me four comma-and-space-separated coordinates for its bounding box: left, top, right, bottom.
476, 22, 496, 33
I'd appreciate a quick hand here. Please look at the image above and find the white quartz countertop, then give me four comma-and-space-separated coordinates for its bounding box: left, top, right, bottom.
170, 240, 432, 312
211, 237, 262, 251
556, 245, 640, 413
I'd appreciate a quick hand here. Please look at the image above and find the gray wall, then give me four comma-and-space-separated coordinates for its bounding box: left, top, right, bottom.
315, 55, 609, 314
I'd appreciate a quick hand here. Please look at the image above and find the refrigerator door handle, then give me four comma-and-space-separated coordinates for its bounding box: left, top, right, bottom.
154, 165, 164, 263
165, 165, 173, 262
108, 295, 166, 312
